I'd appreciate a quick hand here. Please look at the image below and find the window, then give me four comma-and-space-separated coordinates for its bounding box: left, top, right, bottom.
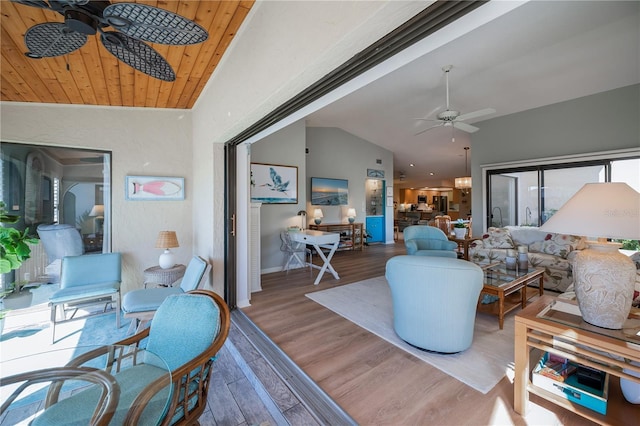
486, 154, 639, 229
0, 142, 111, 252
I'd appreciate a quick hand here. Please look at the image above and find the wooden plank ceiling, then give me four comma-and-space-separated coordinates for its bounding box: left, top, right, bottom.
1, 0, 254, 109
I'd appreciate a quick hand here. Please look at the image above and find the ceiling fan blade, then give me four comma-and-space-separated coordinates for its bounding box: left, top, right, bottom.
24, 22, 87, 57
100, 31, 175, 81
457, 107, 496, 121
414, 122, 443, 136
453, 121, 479, 133
103, 3, 208, 46
414, 105, 443, 121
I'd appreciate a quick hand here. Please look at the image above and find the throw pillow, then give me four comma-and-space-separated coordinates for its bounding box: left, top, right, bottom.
480, 227, 515, 249
529, 233, 586, 259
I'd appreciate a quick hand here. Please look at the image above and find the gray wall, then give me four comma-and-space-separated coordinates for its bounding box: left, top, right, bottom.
251, 119, 307, 272
251, 124, 395, 273
306, 127, 394, 242
470, 84, 640, 234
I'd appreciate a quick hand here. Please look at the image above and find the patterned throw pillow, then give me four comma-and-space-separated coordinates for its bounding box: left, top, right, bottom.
529, 233, 586, 258
480, 227, 515, 249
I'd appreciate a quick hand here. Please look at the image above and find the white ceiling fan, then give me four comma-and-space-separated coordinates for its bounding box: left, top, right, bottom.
414, 65, 495, 137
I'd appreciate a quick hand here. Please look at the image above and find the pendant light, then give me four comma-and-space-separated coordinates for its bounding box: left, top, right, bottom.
454, 146, 471, 189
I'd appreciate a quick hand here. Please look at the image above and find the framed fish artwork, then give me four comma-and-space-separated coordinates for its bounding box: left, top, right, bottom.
250, 163, 298, 204
125, 176, 185, 201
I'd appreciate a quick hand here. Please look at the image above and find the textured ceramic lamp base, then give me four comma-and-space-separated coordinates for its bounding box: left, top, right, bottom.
574, 242, 636, 329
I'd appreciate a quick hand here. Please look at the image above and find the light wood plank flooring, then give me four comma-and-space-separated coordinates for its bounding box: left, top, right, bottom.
242, 241, 615, 425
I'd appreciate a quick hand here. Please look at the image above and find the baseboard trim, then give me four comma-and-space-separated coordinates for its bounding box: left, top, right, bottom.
231, 310, 357, 426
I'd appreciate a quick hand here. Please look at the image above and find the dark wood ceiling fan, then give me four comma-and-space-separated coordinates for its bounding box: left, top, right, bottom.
12, 0, 208, 81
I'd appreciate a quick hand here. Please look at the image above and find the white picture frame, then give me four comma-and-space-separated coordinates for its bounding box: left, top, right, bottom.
125, 176, 185, 201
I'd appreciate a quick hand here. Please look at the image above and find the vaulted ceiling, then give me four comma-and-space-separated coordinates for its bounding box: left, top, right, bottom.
1, 0, 254, 109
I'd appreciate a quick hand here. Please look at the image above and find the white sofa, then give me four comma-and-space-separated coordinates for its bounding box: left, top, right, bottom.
468, 226, 587, 292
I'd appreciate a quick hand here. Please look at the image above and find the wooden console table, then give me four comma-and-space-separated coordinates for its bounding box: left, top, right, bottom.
309, 222, 363, 251
514, 295, 640, 425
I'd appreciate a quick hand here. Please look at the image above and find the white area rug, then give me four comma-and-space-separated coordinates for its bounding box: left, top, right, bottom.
305, 276, 515, 394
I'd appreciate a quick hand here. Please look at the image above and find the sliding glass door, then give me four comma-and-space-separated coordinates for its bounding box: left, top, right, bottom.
486, 156, 639, 229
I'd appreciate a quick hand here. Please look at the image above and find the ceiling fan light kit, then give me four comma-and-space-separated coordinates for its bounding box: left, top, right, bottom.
13, 0, 209, 81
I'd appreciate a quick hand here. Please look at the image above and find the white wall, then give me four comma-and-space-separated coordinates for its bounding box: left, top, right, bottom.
470, 84, 640, 235
0, 104, 193, 294
190, 0, 428, 293
306, 127, 395, 244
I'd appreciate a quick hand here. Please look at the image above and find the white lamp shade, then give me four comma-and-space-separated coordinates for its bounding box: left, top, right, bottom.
454, 176, 472, 189
347, 208, 356, 218
540, 182, 640, 240
89, 204, 104, 217
313, 208, 324, 218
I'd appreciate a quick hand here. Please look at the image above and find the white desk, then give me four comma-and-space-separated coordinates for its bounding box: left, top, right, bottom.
289, 230, 340, 285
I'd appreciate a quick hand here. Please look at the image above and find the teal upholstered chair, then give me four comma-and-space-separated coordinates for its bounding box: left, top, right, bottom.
385, 255, 484, 353
122, 256, 210, 332
403, 225, 458, 258
8, 290, 230, 425
37, 223, 85, 283
49, 252, 121, 342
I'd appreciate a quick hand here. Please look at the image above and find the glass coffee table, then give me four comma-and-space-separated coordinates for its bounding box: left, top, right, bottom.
476, 263, 544, 329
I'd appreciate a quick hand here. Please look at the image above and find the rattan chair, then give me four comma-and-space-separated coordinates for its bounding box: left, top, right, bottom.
117, 289, 230, 425
2, 290, 230, 425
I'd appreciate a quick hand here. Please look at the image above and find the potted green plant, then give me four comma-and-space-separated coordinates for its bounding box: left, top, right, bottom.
0, 201, 39, 274
453, 219, 468, 239
1, 201, 39, 333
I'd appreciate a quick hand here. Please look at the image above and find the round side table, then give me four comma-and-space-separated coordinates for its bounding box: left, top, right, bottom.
143, 264, 186, 287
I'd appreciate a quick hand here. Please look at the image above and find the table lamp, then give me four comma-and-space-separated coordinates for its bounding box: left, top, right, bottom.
540, 182, 639, 329
155, 231, 179, 269
347, 208, 357, 223
89, 204, 104, 234
297, 210, 307, 230
313, 208, 323, 225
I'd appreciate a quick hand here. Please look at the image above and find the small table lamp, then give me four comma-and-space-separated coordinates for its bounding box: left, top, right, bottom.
540, 182, 639, 329
89, 204, 104, 234
313, 208, 323, 225
347, 208, 357, 223
155, 231, 179, 269
297, 210, 307, 230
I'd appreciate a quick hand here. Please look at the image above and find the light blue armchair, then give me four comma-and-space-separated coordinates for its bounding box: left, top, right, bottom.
49, 252, 122, 342
385, 255, 484, 353
122, 256, 210, 332
403, 225, 458, 258
37, 223, 84, 283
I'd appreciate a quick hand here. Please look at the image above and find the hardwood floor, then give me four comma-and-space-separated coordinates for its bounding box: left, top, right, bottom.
242, 241, 603, 425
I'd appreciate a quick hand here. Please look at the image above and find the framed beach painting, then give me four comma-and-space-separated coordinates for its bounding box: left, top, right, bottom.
311, 177, 348, 206
125, 176, 185, 200
250, 163, 298, 204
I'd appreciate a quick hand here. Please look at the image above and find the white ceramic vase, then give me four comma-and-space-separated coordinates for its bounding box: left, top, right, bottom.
621, 361, 640, 404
